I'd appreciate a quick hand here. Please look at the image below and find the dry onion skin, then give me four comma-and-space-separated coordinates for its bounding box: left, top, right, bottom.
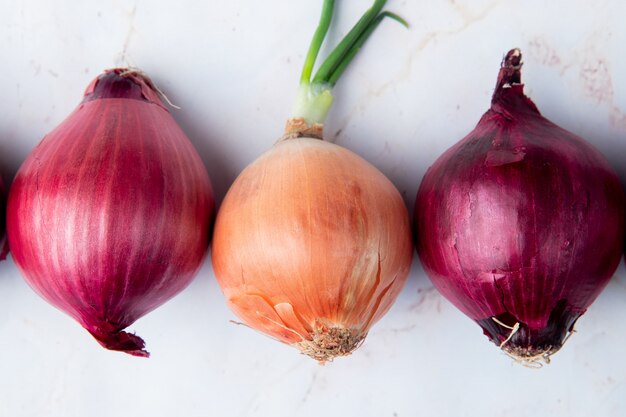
7, 69, 214, 356
212, 0, 413, 363
415, 49, 625, 366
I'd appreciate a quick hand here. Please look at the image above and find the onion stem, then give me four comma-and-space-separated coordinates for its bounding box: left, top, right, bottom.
327, 12, 408, 87
291, 0, 407, 127
299, 0, 335, 85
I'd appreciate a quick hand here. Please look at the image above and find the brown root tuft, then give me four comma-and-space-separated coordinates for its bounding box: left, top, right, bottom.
295, 326, 366, 364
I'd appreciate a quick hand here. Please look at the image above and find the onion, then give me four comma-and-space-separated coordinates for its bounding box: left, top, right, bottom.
0, 178, 9, 261
212, 0, 413, 362
7, 69, 214, 357
415, 49, 626, 365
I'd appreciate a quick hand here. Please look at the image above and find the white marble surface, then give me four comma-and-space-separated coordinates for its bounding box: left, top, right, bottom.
1, 1, 626, 416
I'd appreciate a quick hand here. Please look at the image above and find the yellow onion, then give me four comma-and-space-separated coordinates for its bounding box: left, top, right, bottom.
213, 138, 412, 361
212, 0, 412, 362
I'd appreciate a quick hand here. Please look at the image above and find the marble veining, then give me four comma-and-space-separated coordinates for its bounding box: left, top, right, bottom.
0, 1, 625, 416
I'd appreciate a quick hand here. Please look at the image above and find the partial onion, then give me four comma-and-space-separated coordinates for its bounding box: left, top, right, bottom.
415, 49, 625, 364
7, 69, 214, 356
0, 178, 8, 261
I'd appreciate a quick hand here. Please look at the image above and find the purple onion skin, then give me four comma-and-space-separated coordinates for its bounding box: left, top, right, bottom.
7, 69, 215, 357
415, 50, 626, 359
0, 177, 8, 261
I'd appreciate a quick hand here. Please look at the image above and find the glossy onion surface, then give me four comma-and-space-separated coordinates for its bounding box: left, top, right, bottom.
415, 49, 625, 363
7, 70, 214, 357
213, 138, 413, 362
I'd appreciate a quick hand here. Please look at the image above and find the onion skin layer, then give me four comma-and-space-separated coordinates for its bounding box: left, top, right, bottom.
415, 50, 625, 362
7, 70, 214, 357
212, 138, 413, 362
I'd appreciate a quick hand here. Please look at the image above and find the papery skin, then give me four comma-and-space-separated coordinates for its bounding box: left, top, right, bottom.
212, 138, 413, 359
7, 70, 214, 357
415, 64, 625, 358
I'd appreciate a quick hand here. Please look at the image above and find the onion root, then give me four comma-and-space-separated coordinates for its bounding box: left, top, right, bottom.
295, 324, 366, 363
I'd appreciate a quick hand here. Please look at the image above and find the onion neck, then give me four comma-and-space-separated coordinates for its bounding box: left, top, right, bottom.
494, 48, 522, 93
489, 48, 541, 118
82, 68, 168, 111
282, 0, 407, 140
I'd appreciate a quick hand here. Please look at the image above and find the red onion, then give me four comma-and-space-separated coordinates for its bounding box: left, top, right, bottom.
415, 49, 625, 364
0, 178, 8, 261
7, 69, 214, 357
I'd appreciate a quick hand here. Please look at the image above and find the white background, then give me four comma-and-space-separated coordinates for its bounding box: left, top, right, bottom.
1, 1, 626, 416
